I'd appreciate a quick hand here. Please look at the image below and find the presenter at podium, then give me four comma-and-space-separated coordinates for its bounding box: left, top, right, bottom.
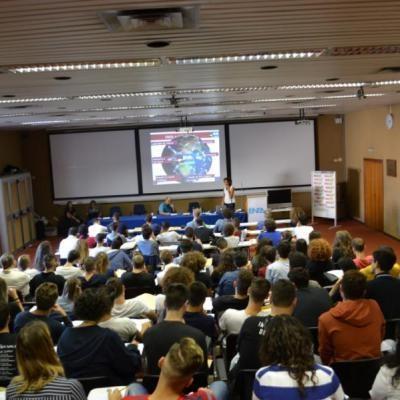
159, 197, 175, 215
222, 177, 235, 211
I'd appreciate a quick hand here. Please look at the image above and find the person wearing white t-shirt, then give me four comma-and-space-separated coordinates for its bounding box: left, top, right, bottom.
88, 218, 107, 238
219, 278, 270, 335
89, 233, 109, 257
294, 213, 314, 244
0, 253, 30, 297
223, 223, 240, 249
222, 177, 235, 211
55, 250, 83, 280
58, 227, 79, 263
106, 277, 156, 321
266, 241, 291, 285
156, 221, 181, 245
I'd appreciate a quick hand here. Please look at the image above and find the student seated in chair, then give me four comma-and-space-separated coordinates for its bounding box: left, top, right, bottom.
121, 254, 156, 293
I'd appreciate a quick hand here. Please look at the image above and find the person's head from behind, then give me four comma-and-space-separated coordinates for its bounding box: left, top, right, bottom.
0, 253, 15, 270
308, 238, 332, 262
111, 222, 119, 233
78, 224, 88, 238
35, 283, 58, 312
179, 239, 193, 255
216, 249, 236, 274
82, 256, 96, 274
340, 270, 367, 300
112, 212, 120, 222
62, 278, 82, 302
334, 230, 353, 248
289, 251, 308, 269
165, 196, 172, 205
195, 217, 204, 227
261, 245, 277, 265
43, 254, 57, 272
297, 212, 308, 226
215, 237, 228, 251
288, 267, 310, 289
352, 237, 365, 254
162, 221, 171, 232
111, 236, 123, 250
74, 288, 110, 322
281, 230, 293, 243
17, 255, 31, 271
94, 252, 108, 274
68, 226, 78, 237
185, 227, 195, 240
66, 201, 73, 211
160, 250, 174, 265
277, 240, 291, 259
145, 214, 153, 224
264, 218, 277, 233
105, 277, 124, 300
222, 207, 233, 220
181, 251, 206, 274
161, 267, 195, 292
188, 282, 207, 308
142, 224, 153, 240
259, 315, 314, 397
133, 253, 146, 270
337, 257, 357, 272
309, 231, 321, 242
223, 223, 235, 238
96, 232, 106, 245
34, 241, 52, 271
236, 269, 254, 296
295, 239, 308, 256
249, 278, 270, 305
192, 208, 201, 219
14, 321, 64, 392
165, 283, 189, 314
234, 251, 249, 269
89, 200, 97, 209
233, 217, 240, 229
256, 238, 273, 254
270, 279, 296, 312
158, 337, 204, 392
373, 247, 397, 273
67, 249, 80, 265
0, 301, 10, 332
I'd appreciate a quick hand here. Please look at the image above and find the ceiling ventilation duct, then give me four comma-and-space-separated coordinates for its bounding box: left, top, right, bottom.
98, 6, 199, 32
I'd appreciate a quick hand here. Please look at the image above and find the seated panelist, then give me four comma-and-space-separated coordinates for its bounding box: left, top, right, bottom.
159, 197, 175, 215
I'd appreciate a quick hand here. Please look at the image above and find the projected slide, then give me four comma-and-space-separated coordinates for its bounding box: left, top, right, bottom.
150, 130, 221, 185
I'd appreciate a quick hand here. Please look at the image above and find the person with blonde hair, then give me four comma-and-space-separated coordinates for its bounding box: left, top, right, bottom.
17, 254, 38, 280
57, 277, 82, 314
109, 337, 228, 400
75, 238, 89, 264
33, 241, 52, 272
6, 320, 85, 399
95, 251, 109, 275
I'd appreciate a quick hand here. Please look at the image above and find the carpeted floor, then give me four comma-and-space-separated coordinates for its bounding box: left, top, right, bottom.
14, 218, 400, 260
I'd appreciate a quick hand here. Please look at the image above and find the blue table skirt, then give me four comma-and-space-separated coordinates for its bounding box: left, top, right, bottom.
100, 212, 247, 229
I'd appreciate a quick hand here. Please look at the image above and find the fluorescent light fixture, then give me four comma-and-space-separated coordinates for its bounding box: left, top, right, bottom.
0, 97, 68, 104
22, 119, 70, 125
371, 80, 400, 86
279, 82, 366, 90
9, 60, 161, 74
254, 96, 317, 103
169, 49, 325, 65
291, 104, 337, 108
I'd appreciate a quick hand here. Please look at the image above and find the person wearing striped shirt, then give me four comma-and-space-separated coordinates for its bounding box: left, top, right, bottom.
253, 315, 344, 400
6, 320, 85, 400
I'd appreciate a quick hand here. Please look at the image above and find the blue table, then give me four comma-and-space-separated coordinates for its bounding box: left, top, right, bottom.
100, 212, 247, 229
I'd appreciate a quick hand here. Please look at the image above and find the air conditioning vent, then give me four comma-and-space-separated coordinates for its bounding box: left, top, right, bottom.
99, 6, 199, 32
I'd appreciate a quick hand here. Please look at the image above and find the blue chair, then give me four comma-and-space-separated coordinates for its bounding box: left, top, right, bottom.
133, 204, 146, 215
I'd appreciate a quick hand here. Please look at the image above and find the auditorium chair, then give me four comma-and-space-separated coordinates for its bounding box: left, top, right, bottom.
125, 286, 156, 299
385, 317, 400, 340
308, 326, 319, 355
331, 357, 382, 399
188, 201, 201, 213
223, 334, 239, 372
133, 204, 146, 215
109, 206, 122, 217
78, 376, 114, 395
234, 369, 257, 400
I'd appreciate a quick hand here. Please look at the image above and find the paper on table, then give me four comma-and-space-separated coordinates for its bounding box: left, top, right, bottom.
88, 387, 126, 400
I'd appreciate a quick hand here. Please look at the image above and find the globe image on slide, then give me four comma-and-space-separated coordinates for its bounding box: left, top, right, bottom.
161, 134, 213, 181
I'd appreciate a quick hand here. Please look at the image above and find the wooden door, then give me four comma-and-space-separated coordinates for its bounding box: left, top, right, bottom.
364, 159, 384, 230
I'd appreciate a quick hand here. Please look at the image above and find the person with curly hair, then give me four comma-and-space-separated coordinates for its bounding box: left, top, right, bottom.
181, 251, 212, 289
332, 230, 355, 266
253, 315, 344, 400
306, 238, 335, 286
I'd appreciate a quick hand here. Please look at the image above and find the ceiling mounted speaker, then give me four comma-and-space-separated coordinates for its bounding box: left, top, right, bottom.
99, 6, 199, 32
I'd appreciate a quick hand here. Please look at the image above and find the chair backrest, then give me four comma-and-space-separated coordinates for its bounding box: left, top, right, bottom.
125, 286, 155, 299
78, 376, 114, 395
224, 333, 239, 371
331, 358, 382, 398
385, 318, 400, 340
307, 326, 319, 355
109, 206, 122, 218
188, 202, 200, 213
143, 255, 160, 273
133, 204, 146, 215
237, 369, 257, 400
142, 372, 208, 394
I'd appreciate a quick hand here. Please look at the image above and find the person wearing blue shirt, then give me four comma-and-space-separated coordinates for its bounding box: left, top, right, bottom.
213, 208, 233, 233
136, 225, 159, 257
106, 237, 133, 277
158, 197, 175, 215
186, 208, 202, 229
258, 218, 281, 247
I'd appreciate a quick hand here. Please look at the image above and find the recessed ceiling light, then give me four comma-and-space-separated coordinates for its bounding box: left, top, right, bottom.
325, 77, 339, 82
0, 96, 68, 104
260, 65, 277, 70
147, 41, 170, 48
54, 76, 71, 80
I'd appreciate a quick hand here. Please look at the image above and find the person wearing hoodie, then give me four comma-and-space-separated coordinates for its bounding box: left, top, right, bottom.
57, 288, 141, 385
107, 237, 133, 277
318, 270, 385, 365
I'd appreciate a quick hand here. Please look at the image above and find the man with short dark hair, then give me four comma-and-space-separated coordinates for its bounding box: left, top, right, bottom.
294, 213, 314, 243
0, 302, 17, 386
15, 282, 72, 344
58, 227, 79, 263
55, 249, 83, 280
212, 269, 251, 315
266, 240, 291, 284
219, 278, 270, 335
29, 254, 65, 296
143, 283, 208, 379
237, 279, 297, 370
89, 232, 108, 257
258, 219, 281, 247
121, 253, 156, 292
366, 247, 400, 320
288, 267, 332, 327
156, 221, 181, 244
173, 239, 193, 265
318, 270, 385, 365
0, 253, 30, 297
136, 225, 159, 259
194, 218, 214, 244
107, 237, 133, 277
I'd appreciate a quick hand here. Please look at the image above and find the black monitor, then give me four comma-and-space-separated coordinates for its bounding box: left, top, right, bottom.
268, 189, 292, 209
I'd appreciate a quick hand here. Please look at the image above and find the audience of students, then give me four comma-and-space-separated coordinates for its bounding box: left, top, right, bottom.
0, 253, 30, 297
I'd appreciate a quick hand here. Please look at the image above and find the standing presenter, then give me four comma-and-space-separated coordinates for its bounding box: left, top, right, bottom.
222, 177, 235, 211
